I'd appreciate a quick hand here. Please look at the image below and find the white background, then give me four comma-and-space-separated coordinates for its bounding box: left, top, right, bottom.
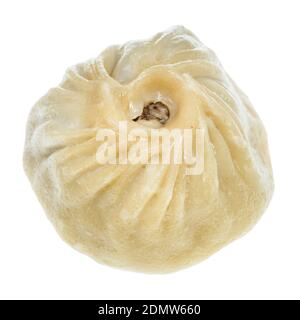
0, 0, 299, 300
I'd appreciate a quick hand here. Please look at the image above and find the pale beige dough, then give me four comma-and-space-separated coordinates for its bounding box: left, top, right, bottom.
23, 26, 274, 273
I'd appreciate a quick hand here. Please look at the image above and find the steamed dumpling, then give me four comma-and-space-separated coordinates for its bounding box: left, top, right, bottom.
23, 26, 274, 273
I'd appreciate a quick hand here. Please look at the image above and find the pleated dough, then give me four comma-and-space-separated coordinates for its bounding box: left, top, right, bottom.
23, 26, 274, 273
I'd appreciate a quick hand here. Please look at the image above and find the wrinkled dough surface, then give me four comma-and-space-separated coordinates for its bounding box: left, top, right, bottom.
24, 26, 273, 273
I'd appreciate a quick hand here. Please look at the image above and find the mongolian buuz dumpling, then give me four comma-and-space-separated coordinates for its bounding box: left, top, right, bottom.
23, 26, 274, 273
